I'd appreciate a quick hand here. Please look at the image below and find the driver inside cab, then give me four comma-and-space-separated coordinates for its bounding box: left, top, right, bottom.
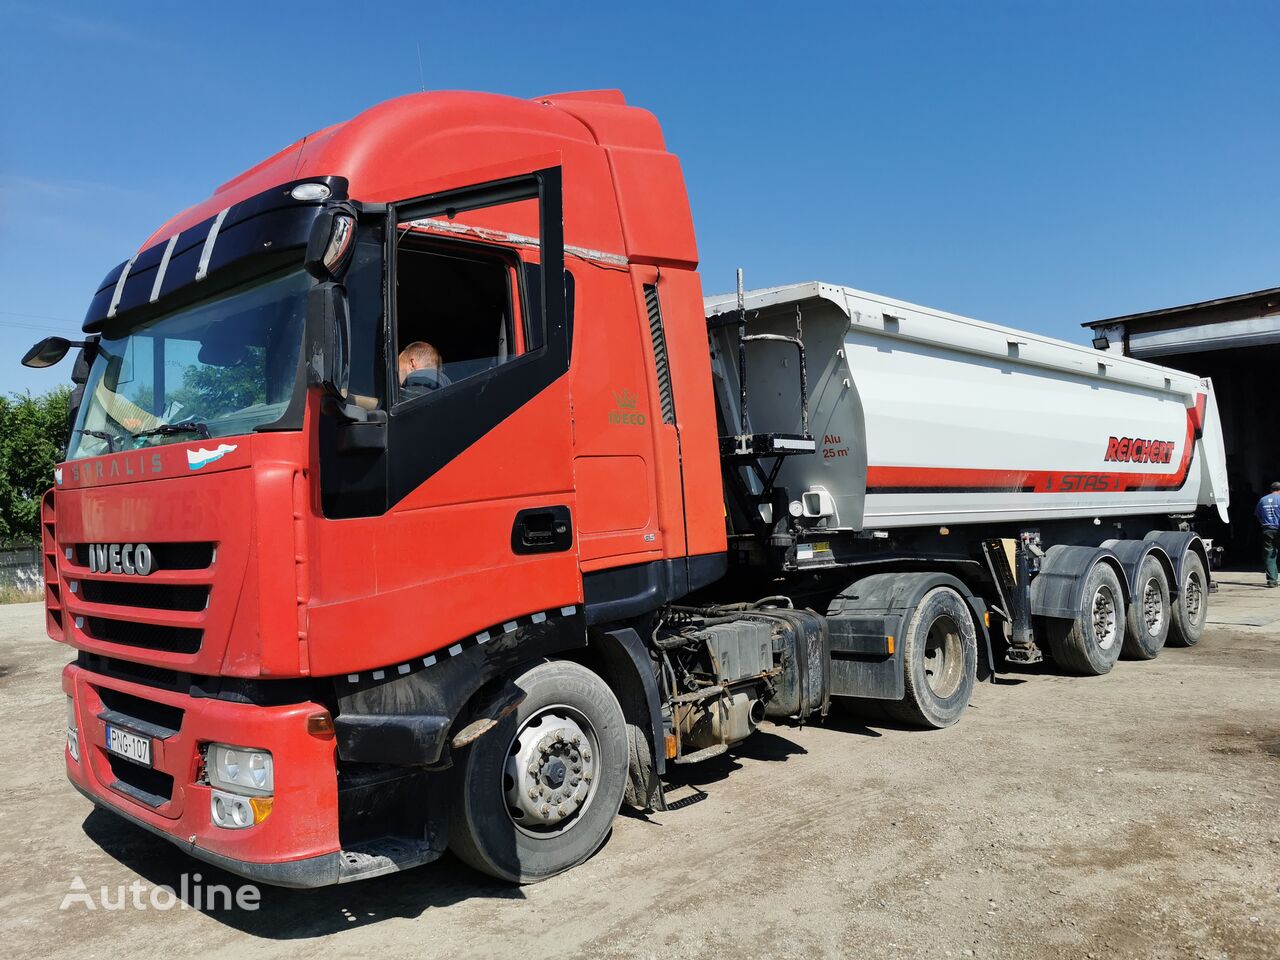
398, 340, 449, 397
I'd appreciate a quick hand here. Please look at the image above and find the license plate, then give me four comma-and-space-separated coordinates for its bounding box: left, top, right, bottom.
105, 725, 152, 767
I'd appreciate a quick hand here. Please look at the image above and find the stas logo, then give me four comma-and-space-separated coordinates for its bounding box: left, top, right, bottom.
609, 390, 646, 426
1104, 436, 1175, 464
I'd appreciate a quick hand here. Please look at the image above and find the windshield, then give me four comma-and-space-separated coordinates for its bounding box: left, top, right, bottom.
67, 269, 312, 460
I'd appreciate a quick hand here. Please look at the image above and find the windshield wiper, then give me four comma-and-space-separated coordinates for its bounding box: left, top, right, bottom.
131, 419, 211, 441
75, 428, 118, 453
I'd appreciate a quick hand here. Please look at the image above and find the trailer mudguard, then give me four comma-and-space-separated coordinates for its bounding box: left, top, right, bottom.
1101, 538, 1176, 601
827, 571, 995, 699
1030, 545, 1127, 621
1144, 530, 1209, 597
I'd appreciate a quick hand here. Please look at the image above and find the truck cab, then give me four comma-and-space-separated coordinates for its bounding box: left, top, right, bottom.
35, 90, 734, 885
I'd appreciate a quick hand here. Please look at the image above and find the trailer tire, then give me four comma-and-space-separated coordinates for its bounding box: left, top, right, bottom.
1121, 555, 1171, 660
1045, 562, 1125, 675
1168, 551, 1209, 647
884, 586, 977, 729
448, 660, 628, 884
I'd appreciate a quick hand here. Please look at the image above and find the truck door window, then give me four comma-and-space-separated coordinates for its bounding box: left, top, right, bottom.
392, 198, 538, 405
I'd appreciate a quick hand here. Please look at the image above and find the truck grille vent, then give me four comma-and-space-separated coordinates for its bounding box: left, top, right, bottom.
81, 580, 209, 612
85, 617, 203, 655
75, 542, 215, 571
79, 653, 181, 691
643, 284, 677, 426
106, 753, 174, 807
97, 686, 185, 735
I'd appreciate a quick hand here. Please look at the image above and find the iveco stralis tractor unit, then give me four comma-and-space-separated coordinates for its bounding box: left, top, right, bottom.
24, 89, 1227, 886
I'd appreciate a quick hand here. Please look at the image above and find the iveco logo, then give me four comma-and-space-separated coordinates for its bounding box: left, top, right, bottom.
87, 543, 154, 576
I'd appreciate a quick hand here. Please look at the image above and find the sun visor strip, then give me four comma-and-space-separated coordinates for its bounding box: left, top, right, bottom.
81, 176, 351, 333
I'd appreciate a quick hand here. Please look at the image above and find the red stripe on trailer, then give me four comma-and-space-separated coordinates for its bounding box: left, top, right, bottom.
867, 410, 1197, 495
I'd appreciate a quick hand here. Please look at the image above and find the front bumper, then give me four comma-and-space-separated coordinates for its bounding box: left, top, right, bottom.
63, 661, 344, 887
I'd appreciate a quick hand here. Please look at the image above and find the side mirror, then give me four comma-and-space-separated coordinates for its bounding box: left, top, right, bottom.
306, 282, 351, 401
22, 336, 84, 368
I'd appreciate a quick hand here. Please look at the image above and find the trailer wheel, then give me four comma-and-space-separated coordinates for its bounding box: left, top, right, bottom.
885, 587, 977, 729
1168, 551, 1209, 647
1045, 562, 1126, 675
1121, 555, 1171, 660
448, 660, 628, 883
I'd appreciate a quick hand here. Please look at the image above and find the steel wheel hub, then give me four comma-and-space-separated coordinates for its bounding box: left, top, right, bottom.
1092, 585, 1118, 649
1184, 572, 1204, 620
505, 708, 597, 835
1142, 577, 1164, 635
923, 614, 964, 698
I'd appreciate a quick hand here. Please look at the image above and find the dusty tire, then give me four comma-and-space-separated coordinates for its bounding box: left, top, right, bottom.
1121, 555, 1171, 660
1045, 562, 1126, 675
1168, 552, 1209, 647
449, 660, 628, 883
884, 587, 977, 729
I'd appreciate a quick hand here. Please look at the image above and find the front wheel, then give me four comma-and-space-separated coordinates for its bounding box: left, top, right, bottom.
449, 660, 628, 883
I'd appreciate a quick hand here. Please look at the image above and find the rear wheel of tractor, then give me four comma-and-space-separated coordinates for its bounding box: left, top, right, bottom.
884, 586, 977, 729
1046, 562, 1126, 675
1121, 555, 1171, 660
449, 660, 628, 884
1168, 552, 1209, 647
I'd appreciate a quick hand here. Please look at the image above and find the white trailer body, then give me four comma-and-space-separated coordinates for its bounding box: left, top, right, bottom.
706, 282, 1230, 532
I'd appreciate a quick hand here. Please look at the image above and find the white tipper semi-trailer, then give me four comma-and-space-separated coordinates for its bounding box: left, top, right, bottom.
692, 279, 1228, 728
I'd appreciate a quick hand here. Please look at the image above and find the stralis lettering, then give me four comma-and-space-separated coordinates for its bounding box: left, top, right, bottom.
1104, 436, 1175, 464
69, 453, 164, 485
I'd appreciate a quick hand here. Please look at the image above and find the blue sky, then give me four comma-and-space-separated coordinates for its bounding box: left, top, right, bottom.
1, 1, 1276, 395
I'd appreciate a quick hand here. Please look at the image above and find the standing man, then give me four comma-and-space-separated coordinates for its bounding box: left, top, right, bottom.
1256, 481, 1280, 588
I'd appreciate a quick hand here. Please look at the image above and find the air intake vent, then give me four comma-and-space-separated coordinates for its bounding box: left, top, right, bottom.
643, 284, 676, 426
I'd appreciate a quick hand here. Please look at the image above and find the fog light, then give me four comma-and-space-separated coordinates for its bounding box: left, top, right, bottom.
206, 743, 273, 796
66, 696, 79, 763
210, 788, 269, 829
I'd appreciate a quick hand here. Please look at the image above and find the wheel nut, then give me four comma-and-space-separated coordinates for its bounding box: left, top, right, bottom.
558, 805, 568, 817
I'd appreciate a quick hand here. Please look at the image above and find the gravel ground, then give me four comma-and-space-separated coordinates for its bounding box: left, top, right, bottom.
0, 573, 1276, 960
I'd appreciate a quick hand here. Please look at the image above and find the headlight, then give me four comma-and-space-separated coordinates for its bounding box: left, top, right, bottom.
206, 743, 273, 796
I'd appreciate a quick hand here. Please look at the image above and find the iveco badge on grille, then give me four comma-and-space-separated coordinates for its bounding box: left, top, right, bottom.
87, 543, 154, 576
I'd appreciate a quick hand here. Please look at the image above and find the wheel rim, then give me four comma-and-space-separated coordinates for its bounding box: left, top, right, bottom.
504, 705, 600, 838
922, 614, 964, 698
1092, 584, 1119, 650
1184, 570, 1204, 623
1141, 576, 1164, 636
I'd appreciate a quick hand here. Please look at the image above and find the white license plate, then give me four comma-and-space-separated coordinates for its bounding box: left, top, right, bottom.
105, 725, 152, 767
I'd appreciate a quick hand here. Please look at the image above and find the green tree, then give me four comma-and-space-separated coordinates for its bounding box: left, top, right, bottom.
0, 388, 71, 545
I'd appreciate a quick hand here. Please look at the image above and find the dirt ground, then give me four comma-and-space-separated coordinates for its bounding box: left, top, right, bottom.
1, 573, 1276, 960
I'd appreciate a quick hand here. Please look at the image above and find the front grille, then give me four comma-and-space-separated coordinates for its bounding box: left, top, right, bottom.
97, 686, 184, 735
81, 579, 209, 612
106, 753, 174, 807
75, 542, 215, 571
85, 617, 202, 655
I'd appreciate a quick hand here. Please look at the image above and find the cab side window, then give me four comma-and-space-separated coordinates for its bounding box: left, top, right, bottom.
393, 237, 526, 404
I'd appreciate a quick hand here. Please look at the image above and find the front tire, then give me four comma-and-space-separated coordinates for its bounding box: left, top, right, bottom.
885, 586, 977, 729
1045, 562, 1126, 675
1167, 552, 1209, 647
1121, 555, 1171, 660
449, 660, 628, 883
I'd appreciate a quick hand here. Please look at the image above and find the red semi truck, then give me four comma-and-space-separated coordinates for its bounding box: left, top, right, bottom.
26, 89, 1225, 886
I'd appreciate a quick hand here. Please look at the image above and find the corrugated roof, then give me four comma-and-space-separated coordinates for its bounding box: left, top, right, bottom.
1083, 286, 1280, 328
